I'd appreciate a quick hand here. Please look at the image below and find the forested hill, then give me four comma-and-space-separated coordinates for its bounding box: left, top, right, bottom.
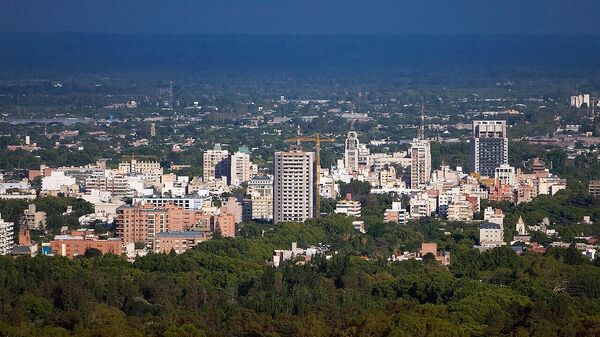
2, 214, 600, 336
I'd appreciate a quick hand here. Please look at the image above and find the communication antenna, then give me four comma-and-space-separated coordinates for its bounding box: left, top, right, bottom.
418, 98, 425, 140
168, 80, 174, 109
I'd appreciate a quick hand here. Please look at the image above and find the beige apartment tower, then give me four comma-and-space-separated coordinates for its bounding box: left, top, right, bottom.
410, 139, 431, 189
273, 148, 315, 224
203, 144, 230, 182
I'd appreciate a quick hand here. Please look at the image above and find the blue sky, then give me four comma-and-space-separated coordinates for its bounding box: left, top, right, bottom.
1, 0, 598, 34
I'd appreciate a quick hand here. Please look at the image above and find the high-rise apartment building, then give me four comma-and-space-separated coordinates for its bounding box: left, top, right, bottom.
247, 175, 273, 221
203, 144, 230, 182
273, 148, 315, 224
470, 120, 508, 177
410, 139, 431, 189
0, 214, 14, 255
230, 147, 252, 187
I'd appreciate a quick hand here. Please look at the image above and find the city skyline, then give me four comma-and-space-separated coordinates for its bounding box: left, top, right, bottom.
2, 2, 600, 335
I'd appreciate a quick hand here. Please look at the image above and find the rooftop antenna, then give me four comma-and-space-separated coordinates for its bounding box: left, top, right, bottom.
418, 98, 425, 140
296, 126, 301, 146
168, 80, 174, 109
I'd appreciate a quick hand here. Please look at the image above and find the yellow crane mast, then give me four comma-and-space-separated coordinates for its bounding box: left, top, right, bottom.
285, 133, 335, 217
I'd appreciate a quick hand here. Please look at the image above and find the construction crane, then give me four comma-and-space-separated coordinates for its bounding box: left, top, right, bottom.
285, 133, 335, 218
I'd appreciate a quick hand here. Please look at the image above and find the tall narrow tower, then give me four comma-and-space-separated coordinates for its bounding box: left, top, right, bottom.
273, 148, 315, 224
418, 99, 425, 141
168, 81, 174, 109
410, 99, 431, 189
344, 131, 360, 172
470, 120, 508, 177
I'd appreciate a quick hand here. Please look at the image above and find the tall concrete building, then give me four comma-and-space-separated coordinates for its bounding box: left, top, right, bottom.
344, 131, 369, 172
230, 147, 252, 187
203, 144, 230, 182
247, 175, 273, 221
344, 131, 360, 172
470, 120, 509, 177
410, 139, 431, 189
0, 214, 14, 255
273, 148, 315, 224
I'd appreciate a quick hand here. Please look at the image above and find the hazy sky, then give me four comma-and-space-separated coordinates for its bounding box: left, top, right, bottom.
1, 0, 599, 35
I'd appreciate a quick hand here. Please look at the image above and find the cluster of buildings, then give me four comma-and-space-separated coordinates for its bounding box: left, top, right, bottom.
319, 121, 565, 227
1, 110, 590, 263
482, 214, 600, 259
271, 242, 333, 267
389, 242, 451, 266
570, 93, 592, 108
0, 147, 268, 258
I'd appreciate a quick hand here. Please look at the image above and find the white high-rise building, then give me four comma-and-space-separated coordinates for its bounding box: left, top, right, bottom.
344, 131, 369, 172
345, 131, 360, 172
230, 148, 252, 187
203, 144, 230, 182
273, 148, 315, 224
470, 120, 508, 177
410, 139, 431, 189
0, 214, 14, 255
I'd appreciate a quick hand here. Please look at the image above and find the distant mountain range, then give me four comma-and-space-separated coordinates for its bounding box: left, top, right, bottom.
1, 33, 600, 75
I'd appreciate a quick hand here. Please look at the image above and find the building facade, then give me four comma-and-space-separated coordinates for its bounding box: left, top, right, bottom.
410, 139, 431, 189
116, 203, 211, 246
470, 120, 509, 177
152, 231, 207, 254
334, 199, 362, 217
273, 148, 315, 224
590, 180, 600, 198
85, 171, 132, 199
117, 158, 163, 185
247, 175, 274, 221
22, 204, 47, 230
203, 144, 230, 182
51, 234, 122, 259
384, 202, 408, 225
344, 131, 370, 172
0, 214, 14, 255
479, 222, 504, 246
230, 149, 252, 187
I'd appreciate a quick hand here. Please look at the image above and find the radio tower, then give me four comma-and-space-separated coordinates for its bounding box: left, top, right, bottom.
418, 98, 425, 140
168, 81, 174, 109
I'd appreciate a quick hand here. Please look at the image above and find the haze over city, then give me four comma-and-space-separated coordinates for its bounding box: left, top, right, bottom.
1, 1, 600, 337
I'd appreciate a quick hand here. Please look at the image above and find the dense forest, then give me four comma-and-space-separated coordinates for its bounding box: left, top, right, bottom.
2, 202, 600, 336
